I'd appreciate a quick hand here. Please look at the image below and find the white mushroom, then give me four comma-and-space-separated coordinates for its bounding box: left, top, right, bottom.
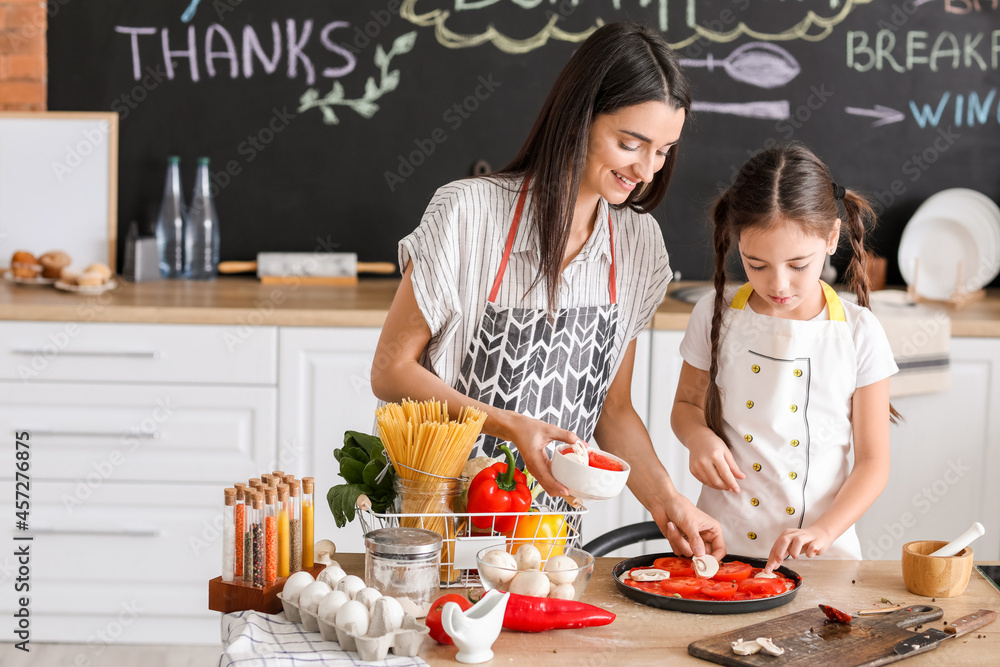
314, 539, 337, 565
693, 555, 720, 578
755, 637, 785, 656
355, 587, 383, 612
317, 564, 347, 587
516, 544, 542, 571
731, 639, 761, 655
335, 574, 367, 599
481, 549, 518, 584
509, 570, 551, 597
754, 571, 779, 579
543, 555, 579, 585
549, 583, 576, 600
630, 569, 671, 582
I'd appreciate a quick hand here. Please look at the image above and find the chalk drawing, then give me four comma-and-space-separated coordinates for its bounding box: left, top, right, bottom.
299, 31, 418, 124
181, 0, 201, 23
691, 100, 790, 120
679, 42, 800, 89
845, 105, 905, 127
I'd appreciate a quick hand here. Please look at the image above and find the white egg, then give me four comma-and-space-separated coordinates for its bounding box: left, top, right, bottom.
317, 590, 351, 624
298, 581, 333, 614
317, 564, 347, 587
335, 599, 370, 635
369, 596, 405, 635
335, 574, 366, 599
281, 571, 316, 604
355, 587, 382, 611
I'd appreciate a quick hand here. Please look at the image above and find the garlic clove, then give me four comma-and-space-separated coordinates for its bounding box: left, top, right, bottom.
314, 539, 337, 565
630, 569, 671, 582
731, 639, 761, 655
693, 555, 720, 578
755, 637, 785, 656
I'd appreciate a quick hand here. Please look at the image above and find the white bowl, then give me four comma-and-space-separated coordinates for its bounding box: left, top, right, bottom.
550, 443, 629, 500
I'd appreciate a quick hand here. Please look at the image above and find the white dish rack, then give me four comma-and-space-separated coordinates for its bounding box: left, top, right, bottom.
356, 494, 587, 588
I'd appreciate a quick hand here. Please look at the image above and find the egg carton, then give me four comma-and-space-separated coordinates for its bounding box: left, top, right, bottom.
278, 594, 429, 661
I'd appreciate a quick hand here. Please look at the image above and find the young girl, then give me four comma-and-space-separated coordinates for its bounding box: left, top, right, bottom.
671, 143, 898, 570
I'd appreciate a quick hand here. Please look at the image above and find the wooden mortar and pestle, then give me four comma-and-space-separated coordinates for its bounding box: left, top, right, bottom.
902, 522, 985, 597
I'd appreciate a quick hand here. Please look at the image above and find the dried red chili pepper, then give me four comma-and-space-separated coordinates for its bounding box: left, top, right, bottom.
499, 593, 615, 632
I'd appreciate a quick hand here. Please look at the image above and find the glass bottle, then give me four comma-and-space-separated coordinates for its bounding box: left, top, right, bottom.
222, 488, 236, 582
364, 527, 443, 616
277, 484, 290, 578
301, 477, 314, 570
251, 492, 264, 588
242, 488, 253, 581
264, 486, 278, 584
184, 157, 220, 280
233, 483, 246, 580
290, 479, 303, 573
155, 156, 187, 278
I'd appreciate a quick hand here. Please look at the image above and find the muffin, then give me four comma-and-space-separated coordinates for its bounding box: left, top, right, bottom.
76, 272, 105, 287
11, 251, 42, 279
83, 263, 113, 282
39, 251, 72, 279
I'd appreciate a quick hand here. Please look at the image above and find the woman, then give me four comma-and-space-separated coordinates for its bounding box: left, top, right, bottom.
371, 22, 724, 558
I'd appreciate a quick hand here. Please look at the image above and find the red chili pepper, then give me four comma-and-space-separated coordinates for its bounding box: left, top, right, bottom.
500, 593, 616, 632
467, 444, 531, 533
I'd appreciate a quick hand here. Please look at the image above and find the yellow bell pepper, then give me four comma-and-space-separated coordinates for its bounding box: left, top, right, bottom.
507, 509, 568, 560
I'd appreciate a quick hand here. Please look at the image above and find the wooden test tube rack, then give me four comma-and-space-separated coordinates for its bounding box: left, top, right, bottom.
208, 563, 328, 615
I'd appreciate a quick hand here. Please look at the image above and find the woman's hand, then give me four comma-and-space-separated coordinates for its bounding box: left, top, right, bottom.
496, 409, 576, 497
764, 525, 832, 573
657, 496, 727, 561
687, 432, 745, 494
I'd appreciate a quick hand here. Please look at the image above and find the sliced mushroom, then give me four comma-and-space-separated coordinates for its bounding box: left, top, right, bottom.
731, 639, 761, 655
755, 637, 785, 656
693, 555, 720, 578
630, 569, 671, 582
754, 571, 779, 579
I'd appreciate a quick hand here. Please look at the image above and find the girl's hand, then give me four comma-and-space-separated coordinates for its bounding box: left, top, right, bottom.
658, 497, 727, 562
501, 410, 575, 497
687, 432, 745, 494
764, 526, 832, 573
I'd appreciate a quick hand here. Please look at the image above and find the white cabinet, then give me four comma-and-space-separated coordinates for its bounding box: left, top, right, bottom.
856, 337, 1000, 560
278, 327, 383, 556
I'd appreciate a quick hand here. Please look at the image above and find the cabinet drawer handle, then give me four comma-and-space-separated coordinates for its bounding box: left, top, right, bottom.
29, 527, 162, 538
11, 349, 162, 359
23, 429, 161, 439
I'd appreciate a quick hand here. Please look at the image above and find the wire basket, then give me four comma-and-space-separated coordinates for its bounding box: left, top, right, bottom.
357, 493, 587, 588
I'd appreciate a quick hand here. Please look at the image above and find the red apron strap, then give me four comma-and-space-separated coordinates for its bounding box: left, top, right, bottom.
488, 177, 530, 303
607, 209, 617, 305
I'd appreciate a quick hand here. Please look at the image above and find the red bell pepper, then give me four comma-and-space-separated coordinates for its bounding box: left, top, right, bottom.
500, 593, 616, 632
466, 444, 531, 533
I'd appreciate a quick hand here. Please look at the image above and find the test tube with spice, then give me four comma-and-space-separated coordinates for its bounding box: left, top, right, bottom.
264, 487, 278, 584
282, 474, 295, 487
277, 484, 290, 578
251, 492, 264, 587
302, 477, 315, 569
222, 488, 236, 582
260, 474, 274, 489
248, 478, 261, 491
289, 479, 302, 573
242, 488, 253, 581
233, 483, 246, 579
272, 470, 285, 480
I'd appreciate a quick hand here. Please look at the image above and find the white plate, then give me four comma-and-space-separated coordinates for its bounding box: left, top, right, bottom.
3, 270, 56, 286
54, 278, 117, 294
898, 216, 979, 301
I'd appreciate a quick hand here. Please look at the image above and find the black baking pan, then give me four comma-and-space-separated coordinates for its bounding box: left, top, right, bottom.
612, 552, 802, 614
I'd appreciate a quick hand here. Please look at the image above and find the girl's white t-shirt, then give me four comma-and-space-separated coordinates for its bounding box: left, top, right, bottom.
680, 287, 898, 389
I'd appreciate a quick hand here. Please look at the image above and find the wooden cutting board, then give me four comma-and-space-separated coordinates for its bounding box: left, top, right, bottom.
689, 605, 947, 666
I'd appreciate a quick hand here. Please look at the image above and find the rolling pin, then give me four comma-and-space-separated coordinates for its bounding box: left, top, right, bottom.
219, 252, 396, 285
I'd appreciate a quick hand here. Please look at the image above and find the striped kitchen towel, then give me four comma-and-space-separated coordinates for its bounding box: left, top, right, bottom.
220, 610, 427, 667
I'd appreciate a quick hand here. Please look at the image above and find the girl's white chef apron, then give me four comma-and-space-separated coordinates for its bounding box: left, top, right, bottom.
697, 281, 863, 559
455, 178, 620, 470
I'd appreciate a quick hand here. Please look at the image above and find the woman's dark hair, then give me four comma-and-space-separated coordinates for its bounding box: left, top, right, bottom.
704, 142, 900, 441
496, 22, 691, 308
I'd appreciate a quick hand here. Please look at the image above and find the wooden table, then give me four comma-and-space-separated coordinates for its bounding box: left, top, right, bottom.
334, 553, 999, 666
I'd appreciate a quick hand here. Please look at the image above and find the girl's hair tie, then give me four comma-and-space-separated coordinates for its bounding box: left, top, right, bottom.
832, 182, 846, 200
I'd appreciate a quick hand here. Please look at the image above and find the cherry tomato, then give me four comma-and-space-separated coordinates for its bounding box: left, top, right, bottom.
657, 576, 707, 597
737, 577, 787, 597
712, 561, 753, 582
425, 594, 472, 645
653, 557, 695, 576
701, 581, 739, 600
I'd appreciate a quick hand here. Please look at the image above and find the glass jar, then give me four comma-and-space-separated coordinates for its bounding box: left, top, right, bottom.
364, 527, 443, 616
392, 476, 464, 584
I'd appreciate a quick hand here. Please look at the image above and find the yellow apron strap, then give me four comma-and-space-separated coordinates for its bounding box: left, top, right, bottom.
730, 283, 754, 310
821, 281, 847, 322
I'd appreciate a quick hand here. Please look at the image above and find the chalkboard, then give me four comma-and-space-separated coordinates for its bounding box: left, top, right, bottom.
48, 1, 1000, 286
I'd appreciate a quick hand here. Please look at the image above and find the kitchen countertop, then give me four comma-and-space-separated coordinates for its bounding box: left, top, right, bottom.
3, 277, 1000, 335
330, 553, 999, 666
